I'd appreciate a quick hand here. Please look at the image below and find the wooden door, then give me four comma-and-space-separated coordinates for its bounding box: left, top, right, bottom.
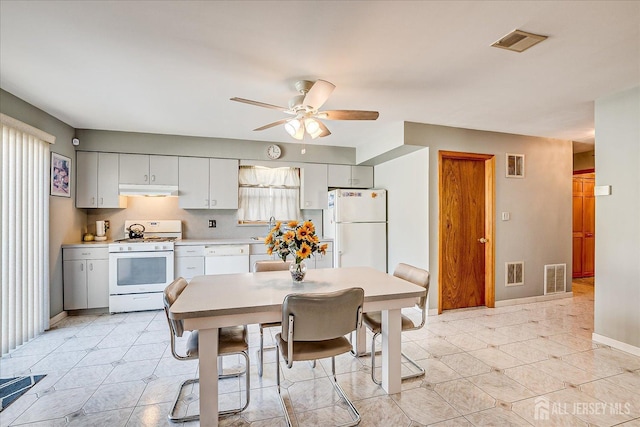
439, 151, 495, 312
572, 172, 595, 278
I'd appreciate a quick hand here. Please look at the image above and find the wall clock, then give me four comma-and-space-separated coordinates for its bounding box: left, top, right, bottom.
266, 144, 282, 160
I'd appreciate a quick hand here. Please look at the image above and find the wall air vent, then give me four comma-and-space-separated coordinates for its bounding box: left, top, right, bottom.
506, 262, 524, 286
491, 29, 548, 53
544, 264, 566, 294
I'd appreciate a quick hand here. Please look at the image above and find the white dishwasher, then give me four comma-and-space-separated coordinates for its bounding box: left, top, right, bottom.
204, 244, 250, 275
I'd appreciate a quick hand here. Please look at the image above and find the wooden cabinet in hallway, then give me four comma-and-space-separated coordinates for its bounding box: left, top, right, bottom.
572, 172, 595, 278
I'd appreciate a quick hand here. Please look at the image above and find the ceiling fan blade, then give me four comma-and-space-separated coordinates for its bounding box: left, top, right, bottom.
302, 80, 335, 110
317, 120, 331, 138
253, 118, 291, 131
230, 97, 290, 113
320, 110, 380, 120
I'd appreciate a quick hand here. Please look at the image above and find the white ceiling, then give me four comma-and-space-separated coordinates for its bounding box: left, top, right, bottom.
1, 1, 638, 152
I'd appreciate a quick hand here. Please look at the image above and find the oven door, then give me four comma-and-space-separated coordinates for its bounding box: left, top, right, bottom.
109, 250, 174, 295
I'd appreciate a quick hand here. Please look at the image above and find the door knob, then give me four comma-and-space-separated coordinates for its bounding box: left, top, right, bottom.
478, 237, 488, 244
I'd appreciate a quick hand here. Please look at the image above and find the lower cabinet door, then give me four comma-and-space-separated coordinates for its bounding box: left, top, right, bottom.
87, 259, 109, 308
63, 260, 88, 310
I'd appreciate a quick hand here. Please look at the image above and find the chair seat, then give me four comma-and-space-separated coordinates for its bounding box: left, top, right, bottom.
276, 334, 352, 363
362, 311, 416, 334
260, 321, 281, 329
186, 326, 248, 357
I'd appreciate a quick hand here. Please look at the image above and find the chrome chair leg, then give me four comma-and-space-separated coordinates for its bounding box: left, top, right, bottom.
370, 331, 425, 385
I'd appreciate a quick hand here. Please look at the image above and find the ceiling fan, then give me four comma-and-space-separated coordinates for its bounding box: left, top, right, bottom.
230, 79, 379, 140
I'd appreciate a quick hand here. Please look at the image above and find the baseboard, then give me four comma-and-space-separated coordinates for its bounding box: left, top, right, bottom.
428, 308, 438, 316
495, 291, 573, 307
49, 311, 67, 327
592, 333, 640, 357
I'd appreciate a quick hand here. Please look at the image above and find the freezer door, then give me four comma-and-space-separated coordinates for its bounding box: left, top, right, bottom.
334, 222, 387, 272
332, 189, 386, 222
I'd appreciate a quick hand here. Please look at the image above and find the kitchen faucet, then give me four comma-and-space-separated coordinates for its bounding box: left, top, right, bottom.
268, 216, 276, 231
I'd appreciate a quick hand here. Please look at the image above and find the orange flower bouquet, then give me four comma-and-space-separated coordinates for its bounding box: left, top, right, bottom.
265, 220, 328, 282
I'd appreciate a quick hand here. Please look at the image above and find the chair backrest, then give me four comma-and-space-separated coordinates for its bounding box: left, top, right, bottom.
254, 260, 292, 272
163, 277, 189, 338
393, 263, 430, 310
281, 287, 364, 342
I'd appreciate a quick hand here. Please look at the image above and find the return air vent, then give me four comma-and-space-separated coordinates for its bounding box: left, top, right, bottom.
491, 29, 548, 53
544, 264, 566, 294
506, 262, 524, 286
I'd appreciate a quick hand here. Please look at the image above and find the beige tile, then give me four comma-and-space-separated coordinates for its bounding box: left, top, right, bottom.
414, 337, 463, 357
530, 359, 599, 385
415, 358, 462, 384
499, 341, 550, 364
467, 371, 536, 402
604, 370, 640, 395
392, 387, 461, 425
439, 353, 492, 378
512, 395, 588, 426
83, 380, 146, 413
546, 388, 634, 426
354, 395, 412, 426
580, 378, 640, 419
561, 350, 624, 377
468, 347, 523, 370
464, 406, 531, 426
503, 364, 566, 395
443, 333, 488, 352
434, 379, 496, 415
12, 386, 97, 424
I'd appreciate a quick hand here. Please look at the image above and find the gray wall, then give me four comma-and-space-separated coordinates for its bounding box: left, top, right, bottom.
404, 122, 573, 309
374, 148, 429, 274
593, 86, 640, 349
0, 89, 85, 318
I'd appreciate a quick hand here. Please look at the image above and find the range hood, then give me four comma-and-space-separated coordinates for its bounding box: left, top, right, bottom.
118, 184, 179, 197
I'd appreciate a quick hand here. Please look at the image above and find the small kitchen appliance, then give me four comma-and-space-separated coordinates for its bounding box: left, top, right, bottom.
323, 189, 387, 272
95, 220, 107, 241
108, 220, 181, 313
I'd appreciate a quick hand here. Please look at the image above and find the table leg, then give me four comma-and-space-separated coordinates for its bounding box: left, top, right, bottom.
381, 308, 402, 394
199, 327, 219, 427
353, 324, 367, 356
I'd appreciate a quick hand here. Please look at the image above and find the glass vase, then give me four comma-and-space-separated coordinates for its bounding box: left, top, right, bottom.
289, 260, 307, 283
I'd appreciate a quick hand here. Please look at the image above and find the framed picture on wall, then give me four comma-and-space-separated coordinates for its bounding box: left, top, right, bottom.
506, 153, 525, 178
51, 152, 71, 197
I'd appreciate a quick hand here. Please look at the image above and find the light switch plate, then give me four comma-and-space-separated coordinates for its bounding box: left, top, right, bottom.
501, 212, 510, 221
594, 185, 612, 196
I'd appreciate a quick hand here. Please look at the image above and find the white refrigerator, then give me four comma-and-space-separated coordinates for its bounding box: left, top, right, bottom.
323, 189, 387, 272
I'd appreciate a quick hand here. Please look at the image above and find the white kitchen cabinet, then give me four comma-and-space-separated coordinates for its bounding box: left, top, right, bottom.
63, 247, 109, 309
175, 245, 205, 281
179, 157, 239, 209
250, 242, 333, 270
313, 242, 333, 269
327, 164, 374, 188
119, 154, 178, 186
300, 163, 328, 209
76, 152, 127, 209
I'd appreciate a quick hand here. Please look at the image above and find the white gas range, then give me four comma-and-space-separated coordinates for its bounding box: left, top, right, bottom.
108, 220, 181, 313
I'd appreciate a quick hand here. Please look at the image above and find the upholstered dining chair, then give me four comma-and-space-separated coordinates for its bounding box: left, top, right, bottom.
253, 260, 291, 377
163, 277, 250, 422
275, 287, 364, 427
362, 263, 430, 385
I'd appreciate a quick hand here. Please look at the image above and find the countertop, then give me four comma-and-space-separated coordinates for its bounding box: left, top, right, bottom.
62, 237, 332, 249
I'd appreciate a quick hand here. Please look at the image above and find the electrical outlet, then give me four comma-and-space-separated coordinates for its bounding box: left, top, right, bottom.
208, 219, 216, 228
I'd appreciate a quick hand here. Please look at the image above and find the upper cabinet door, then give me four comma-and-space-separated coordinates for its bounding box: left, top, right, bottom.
300, 163, 328, 209
119, 154, 149, 184
150, 155, 178, 185
327, 164, 352, 188
97, 152, 126, 208
209, 158, 239, 209
76, 151, 98, 208
350, 165, 374, 188
179, 157, 210, 209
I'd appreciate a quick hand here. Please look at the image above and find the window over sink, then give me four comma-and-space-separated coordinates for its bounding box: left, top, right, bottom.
237, 166, 301, 225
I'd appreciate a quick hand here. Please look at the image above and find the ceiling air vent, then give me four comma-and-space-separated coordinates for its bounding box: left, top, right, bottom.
491, 29, 548, 53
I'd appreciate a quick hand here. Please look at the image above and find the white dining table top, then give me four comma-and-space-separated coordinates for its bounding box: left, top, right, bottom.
169, 266, 426, 320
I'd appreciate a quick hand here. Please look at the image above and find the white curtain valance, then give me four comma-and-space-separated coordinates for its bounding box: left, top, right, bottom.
0, 113, 56, 144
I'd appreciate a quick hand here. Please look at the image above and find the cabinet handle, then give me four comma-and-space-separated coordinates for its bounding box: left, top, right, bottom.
186, 267, 196, 270
186, 250, 197, 253
81, 252, 90, 256
151, 175, 156, 182
144, 174, 148, 182
99, 197, 103, 206
89, 263, 93, 271
211, 199, 217, 206
80, 264, 84, 272
91, 197, 95, 206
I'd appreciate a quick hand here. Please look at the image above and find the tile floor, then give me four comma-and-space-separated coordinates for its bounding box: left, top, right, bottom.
1, 281, 639, 426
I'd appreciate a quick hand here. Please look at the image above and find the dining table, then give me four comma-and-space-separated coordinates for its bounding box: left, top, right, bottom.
169, 266, 427, 427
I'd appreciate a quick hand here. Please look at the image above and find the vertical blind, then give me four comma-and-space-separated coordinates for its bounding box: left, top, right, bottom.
1, 114, 54, 356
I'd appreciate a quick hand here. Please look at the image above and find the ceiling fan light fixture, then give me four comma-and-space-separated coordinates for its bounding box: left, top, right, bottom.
304, 118, 322, 139
285, 119, 305, 140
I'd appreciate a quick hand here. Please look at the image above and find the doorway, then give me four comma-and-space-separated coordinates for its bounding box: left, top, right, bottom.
572, 171, 595, 278
438, 151, 495, 313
